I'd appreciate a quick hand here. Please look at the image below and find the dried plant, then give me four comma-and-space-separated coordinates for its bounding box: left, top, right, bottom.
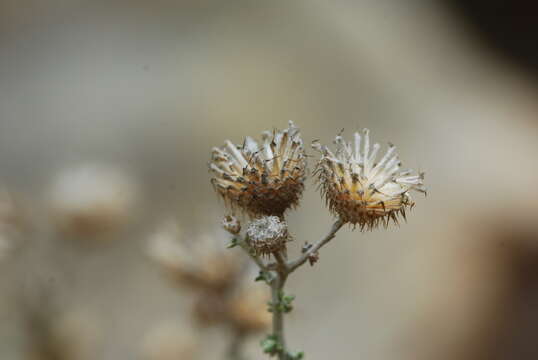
312, 129, 425, 229
147, 220, 271, 359
20, 285, 100, 360
3, 167, 132, 360
48, 164, 138, 240
209, 123, 427, 359
210, 121, 306, 218
0, 188, 29, 261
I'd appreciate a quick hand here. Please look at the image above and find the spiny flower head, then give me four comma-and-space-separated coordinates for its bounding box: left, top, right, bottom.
246, 216, 289, 256
209, 121, 306, 217
313, 129, 426, 230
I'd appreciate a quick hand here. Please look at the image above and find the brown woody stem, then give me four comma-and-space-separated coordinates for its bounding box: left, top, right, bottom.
287, 218, 344, 273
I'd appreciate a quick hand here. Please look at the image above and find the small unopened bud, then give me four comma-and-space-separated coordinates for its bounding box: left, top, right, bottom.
246, 216, 289, 256
301, 242, 312, 253
222, 215, 241, 235
301, 242, 319, 266
307, 251, 319, 266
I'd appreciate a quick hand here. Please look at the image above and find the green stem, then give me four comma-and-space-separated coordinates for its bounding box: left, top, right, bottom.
239, 218, 344, 359
271, 271, 288, 359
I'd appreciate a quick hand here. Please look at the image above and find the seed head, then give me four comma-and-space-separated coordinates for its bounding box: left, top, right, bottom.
246, 216, 289, 256
313, 129, 426, 230
209, 121, 306, 217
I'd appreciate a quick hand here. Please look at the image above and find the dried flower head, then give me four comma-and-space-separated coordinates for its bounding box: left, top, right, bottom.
246, 216, 289, 256
147, 221, 245, 292
48, 164, 138, 238
313, 129, 426, 229
228, 283, 271, 333
209, 121, 306, 217
222, 215, 241, 235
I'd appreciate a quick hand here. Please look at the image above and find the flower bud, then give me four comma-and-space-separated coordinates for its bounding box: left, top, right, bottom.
222, 215, 241, 235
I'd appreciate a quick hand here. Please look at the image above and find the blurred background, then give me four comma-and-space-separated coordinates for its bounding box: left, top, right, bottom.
1, 1, 538, 359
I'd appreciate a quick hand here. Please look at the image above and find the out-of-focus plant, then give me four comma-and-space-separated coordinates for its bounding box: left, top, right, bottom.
3, 164, 137, 360
21, 296, 100, 360
147, 220, 271, 359
141, 322, 199, 360
0, 189, 29, 260
0, 186, 98, 360
209, 122, 427, 359
48, 164, 138, 240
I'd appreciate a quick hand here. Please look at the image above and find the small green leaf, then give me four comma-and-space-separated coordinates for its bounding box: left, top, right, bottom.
287, 351, 305, 359
279, 291, 296, 313
283, 294, 295, 303
227, 237, 239, 248
255, 270, 270, 283
261, 338, 276, 353
261, 335, 282, 356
